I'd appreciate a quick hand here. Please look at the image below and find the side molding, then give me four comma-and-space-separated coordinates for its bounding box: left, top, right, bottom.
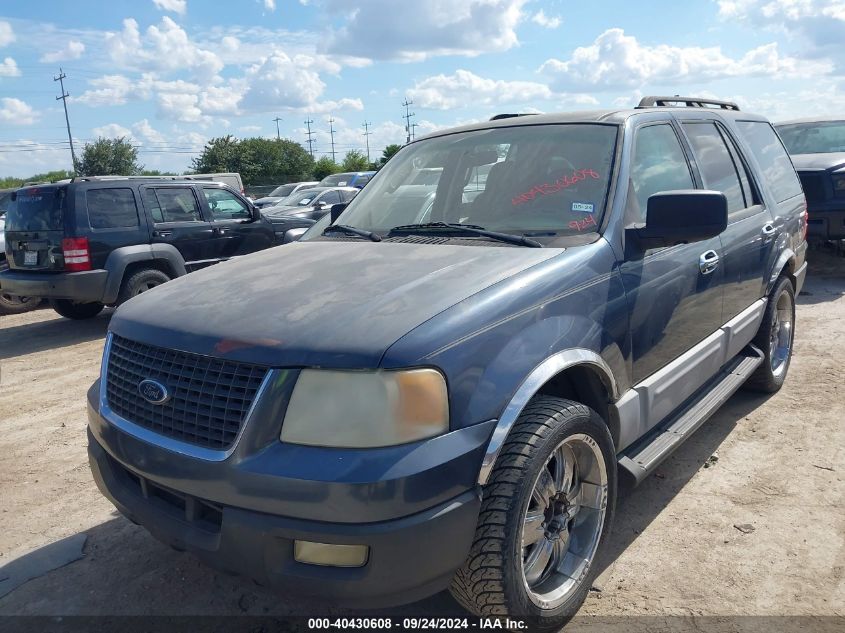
477, 349, 618, 485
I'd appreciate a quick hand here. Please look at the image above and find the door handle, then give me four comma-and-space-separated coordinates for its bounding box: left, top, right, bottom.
213, 226, 231, 235
699, 250, 720, 275
761, 223, 776, 241
153, 230, 172, 238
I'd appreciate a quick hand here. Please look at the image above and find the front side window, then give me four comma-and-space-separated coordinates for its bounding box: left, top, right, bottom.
147, 188, 202, 223
777, 120, 845, 155
321, 124, 618, 237
319, 190, 342, 205
628, 124, 695, 223
736, 121, 802, 203
682, 122, 746, 213
87, 188, 139, 229
203, 188, 250, 220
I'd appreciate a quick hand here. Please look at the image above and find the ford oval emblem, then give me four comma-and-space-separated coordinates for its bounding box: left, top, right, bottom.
138, 379, 171, 405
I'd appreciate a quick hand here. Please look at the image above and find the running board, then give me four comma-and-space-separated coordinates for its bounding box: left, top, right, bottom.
618, 345, 765, 485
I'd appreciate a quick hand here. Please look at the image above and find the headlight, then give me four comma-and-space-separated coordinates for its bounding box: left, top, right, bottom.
833, 174, 845, 194
281, 369, 449, 447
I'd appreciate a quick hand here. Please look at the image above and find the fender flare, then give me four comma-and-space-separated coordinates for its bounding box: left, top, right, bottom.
102, 244, 187, 304
766, 247, 795, 295
476, 348, 619, 485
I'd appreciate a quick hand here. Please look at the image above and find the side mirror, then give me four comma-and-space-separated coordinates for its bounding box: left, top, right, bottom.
283, 227, 308, 243
250, 204, 262, 221
634, 190, 727, 248
330, 203, 348, 223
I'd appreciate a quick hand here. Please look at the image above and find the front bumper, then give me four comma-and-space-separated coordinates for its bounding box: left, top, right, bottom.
0, 268, 108, 302
87, 382, 493, 607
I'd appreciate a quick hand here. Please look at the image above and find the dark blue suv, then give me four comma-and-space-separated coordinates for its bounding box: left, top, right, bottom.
87, 96, 808, 629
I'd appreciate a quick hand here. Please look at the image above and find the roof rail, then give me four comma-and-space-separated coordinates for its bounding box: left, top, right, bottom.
69, 175, 187, 183
489, 113, 539, 121
637, 96, 740, 111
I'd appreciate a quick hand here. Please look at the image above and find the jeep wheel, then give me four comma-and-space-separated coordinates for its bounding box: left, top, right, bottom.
117, 268, 171, 304
0, 289, 41, 315
50, 299, 105, 320
744, 276, 795, 393
450, 396, 616, 630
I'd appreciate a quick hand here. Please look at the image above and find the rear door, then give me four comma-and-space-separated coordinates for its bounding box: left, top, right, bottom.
680, 120, 775, 322
83, 186, 144, 270
141, 186, 216, 270
200, 186, 272, 257
3, 186, 66, 272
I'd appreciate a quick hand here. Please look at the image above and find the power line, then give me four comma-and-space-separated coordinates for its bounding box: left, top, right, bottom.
53, 68, 77, 173
272, 116, 283, 141
402, 98, 415, 144
328, 116, 336, 163
362, 121, 372, 163
304, 117, 315, 159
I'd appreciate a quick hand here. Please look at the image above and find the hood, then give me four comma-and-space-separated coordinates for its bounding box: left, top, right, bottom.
110, 241, 559, 368
790, 152, 845, 172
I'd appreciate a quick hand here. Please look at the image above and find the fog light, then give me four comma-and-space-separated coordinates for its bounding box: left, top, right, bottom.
293, 541, 369, 567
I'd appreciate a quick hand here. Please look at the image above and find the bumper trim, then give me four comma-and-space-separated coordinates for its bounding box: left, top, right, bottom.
0, 268, 108, 301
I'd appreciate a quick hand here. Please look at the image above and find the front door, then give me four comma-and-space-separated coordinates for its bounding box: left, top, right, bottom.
200, 186, 271, 258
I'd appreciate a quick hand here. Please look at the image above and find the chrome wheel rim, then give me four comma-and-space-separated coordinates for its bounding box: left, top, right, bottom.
520, 433, 608, 609
770, 290, 793, 378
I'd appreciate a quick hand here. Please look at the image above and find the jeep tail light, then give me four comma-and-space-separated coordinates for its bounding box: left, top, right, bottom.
62, 237, 92, 272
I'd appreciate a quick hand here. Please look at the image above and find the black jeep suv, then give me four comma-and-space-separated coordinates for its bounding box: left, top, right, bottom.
0, 177, 274, 319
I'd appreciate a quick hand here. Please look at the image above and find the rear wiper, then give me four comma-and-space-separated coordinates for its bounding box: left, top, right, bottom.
388, 222, 542, 248
322, 224, 382, 242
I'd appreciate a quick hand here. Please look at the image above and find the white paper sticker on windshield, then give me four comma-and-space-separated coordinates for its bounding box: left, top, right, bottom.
338, 181, 347, 187
572, 202, 594, 213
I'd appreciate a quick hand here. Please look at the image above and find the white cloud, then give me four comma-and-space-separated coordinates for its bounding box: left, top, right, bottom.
132, 118, 168, 144
325, 0, 528, 61
539, 28, 829, 91
264, 0, 276, 10
238, 125, 263, 133
0, 21, 14, 47
153, 0, 187, 15
40, 40, 85, 63
75, 75, 134, 106
0, 57, 20, 77
531, 10, 561, 28
93, 123, 133, 138
0, 98, 38, 125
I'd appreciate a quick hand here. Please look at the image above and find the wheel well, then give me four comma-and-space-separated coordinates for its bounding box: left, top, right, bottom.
122, 259, 176, 283
536, 365, 619, 448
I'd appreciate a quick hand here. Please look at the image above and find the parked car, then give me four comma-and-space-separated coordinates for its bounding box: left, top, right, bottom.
262, 186, 358, 242
252, 181, 319, 209
318, 171, 375, 189
0, 177, 274, 320
776, 117, 845, 240
0, 191, 42, 315
87, 96, 807, 629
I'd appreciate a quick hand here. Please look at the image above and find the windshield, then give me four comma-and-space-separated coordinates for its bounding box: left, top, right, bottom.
269, 184, 297, 198
279, 190, 320, 206
4, 187, 65, 231
309, 124, 617, 239
777, 121, 845, 154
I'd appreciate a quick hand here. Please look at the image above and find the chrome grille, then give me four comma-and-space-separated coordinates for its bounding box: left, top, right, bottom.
105, 334, 268, 450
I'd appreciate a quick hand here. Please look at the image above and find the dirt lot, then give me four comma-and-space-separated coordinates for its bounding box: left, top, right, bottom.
0, 250, 843, 624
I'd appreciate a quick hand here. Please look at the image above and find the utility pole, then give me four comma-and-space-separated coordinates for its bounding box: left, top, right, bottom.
54, 68, 77, 172
410, 122, 419, 141
304, 118, 315, 159
328, 116, 337, 163
362, 121, 372, 163
272, 116, 283, 141
402, 98, 415, 144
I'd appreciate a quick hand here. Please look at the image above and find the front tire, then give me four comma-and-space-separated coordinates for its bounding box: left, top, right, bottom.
744, 276, 795, 393
50, 299, 104, 320
0, 289, 41, 315
451, 396, 616, 630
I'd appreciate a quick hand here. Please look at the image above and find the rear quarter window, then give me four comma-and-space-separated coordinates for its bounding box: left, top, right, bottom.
736, 121, 802, 203
87, 188, 139, 229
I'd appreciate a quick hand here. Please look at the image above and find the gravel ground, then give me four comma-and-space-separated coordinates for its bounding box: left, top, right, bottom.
0, 249, 842, 625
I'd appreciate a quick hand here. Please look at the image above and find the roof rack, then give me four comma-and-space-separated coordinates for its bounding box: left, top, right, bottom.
637, 96, 740, 111
489, 113, 539, 121
69, 175, 190, 183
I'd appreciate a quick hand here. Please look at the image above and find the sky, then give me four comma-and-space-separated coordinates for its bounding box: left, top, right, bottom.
0, 0, 843, 178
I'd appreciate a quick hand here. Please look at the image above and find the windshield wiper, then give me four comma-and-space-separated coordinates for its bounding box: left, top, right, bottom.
322, 224, 382, 242
388, 222, 543, 248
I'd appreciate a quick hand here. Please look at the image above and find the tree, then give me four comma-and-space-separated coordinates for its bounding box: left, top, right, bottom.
76, 137, 142, 176
341, 149, 369, 172
0, 169, 74, 189
380, 144, 402, 166
313, 156, 340, 180
191, 136, 314, 186
191, 135, 240, 174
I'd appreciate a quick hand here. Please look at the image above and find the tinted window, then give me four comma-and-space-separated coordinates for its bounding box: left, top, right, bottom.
736, 121, 802, 203
87, 188, 139, 229
320, 173, 353, 187
149, 188, 202, 223
629, 124, 694, 222
4, 187, 64, 231
269, 184, 296, 198
777, 121, 845, 154
203, 188, 250, 220
0, 190, 13, 214
682, 123, 745, 213
320, 190, 342, 205
341, 189, 358, 203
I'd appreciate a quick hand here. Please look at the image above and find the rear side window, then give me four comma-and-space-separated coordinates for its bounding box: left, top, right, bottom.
87, 188, 139, 229
4, 187, 64, 231
682, 123, 745, 213
736, 121, 802, 203
628, 124, 695, 222
147, 188, 202, 223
